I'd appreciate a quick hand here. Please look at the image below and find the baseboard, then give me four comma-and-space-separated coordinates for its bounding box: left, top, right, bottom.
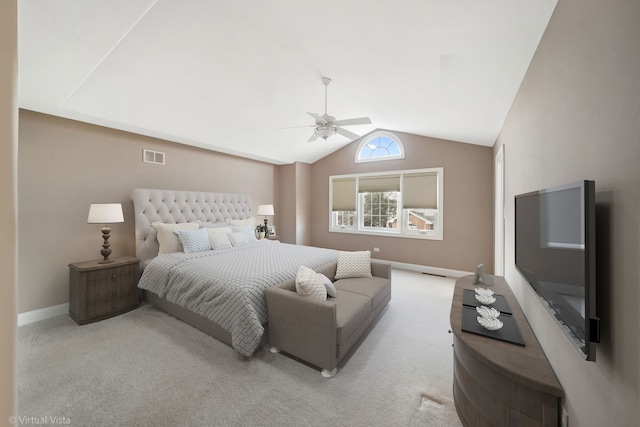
385, 260, 472, 278
18, 302, 69, 327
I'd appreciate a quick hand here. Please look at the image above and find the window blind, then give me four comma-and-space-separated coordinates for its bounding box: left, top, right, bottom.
332, 178, 357, 211
358, 175, 401, 193
402, 173, 438, 209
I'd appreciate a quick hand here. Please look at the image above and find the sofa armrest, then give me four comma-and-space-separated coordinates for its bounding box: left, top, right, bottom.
265, 286, 338, 370
371, 260, 391, 280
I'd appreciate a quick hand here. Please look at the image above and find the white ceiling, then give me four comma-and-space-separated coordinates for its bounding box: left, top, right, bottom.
18, 0, 558, 165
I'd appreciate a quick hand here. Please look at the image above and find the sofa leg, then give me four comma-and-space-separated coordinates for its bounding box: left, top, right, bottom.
269, 346, 281, 354
321, 367, 337, 378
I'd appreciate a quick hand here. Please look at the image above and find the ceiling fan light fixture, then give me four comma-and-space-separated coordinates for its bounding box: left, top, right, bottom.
314, 126, 337, 140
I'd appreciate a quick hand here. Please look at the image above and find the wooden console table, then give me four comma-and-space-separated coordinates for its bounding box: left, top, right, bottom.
450, 275, 563, 426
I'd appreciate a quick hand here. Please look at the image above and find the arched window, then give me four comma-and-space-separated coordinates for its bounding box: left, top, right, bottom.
355, 131, 405, 163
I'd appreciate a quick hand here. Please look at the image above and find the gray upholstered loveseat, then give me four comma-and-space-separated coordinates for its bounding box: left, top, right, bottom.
265, 260, 391, 377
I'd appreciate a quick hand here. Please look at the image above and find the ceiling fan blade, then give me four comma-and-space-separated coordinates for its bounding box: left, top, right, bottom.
308, 132, 320, 142
336, 127, 360, 140
333, 117, 372, 127
280, 124, 316, 130
307, 112, 327, 125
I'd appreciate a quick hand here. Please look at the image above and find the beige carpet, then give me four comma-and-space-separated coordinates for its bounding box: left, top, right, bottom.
17, 269, 463, 427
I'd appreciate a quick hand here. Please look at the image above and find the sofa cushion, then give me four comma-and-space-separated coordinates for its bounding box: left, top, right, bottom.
334, 277, 391, 310
335, 290, 371, 345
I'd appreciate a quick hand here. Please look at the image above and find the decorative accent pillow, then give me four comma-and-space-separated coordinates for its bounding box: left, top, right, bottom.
231, 225, 258, 244
228, 232, 249, 247
335, 250, 372, 280
209, 233, 232, 250
295, 266, 327, 301
152, 222, 200, 254
174, 229, 211, 253
227, 217, 255, 228
319, 274, 336, 297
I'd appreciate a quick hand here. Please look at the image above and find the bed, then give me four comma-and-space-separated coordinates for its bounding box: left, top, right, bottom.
131, 188, 338, 356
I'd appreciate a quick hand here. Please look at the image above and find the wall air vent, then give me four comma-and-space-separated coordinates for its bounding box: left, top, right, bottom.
143, 149, 165, 165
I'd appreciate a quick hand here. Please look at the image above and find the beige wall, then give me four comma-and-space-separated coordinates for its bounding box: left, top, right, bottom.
277, 162, 312, 246
496, 0, 640, 425
277, 163, 297, 244
310, 131, 494, 272
1, 0, 17, 419
18, 110, 277, 313
295, 162, 312, 246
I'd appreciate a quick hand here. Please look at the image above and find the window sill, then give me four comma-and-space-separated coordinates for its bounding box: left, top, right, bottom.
329, 228, 443, 241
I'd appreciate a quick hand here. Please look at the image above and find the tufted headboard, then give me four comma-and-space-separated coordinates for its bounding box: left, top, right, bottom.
130, 188, 253, 264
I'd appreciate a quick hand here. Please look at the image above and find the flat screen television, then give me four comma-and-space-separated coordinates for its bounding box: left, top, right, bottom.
515, 180, 599, 361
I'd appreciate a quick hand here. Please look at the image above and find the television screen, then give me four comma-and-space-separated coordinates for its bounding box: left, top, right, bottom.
515, 180, 598, 361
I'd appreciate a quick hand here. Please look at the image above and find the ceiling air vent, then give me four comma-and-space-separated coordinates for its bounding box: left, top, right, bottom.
143, 149, 165, 165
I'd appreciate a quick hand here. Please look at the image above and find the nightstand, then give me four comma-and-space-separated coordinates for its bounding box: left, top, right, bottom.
68, 256, 140, 325
267, 235, 280, 241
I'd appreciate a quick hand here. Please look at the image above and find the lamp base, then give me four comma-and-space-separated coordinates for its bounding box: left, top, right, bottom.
99, 225, 113, 264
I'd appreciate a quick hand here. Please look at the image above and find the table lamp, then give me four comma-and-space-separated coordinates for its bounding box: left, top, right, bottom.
257, 204, 274, 231
87, 203, 124, 263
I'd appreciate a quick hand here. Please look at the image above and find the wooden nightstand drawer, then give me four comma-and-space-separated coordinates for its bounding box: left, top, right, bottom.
86, 294, 139, 317
87, 278, 137, 304
69, 256, 140, 325
85, 265, 137, 287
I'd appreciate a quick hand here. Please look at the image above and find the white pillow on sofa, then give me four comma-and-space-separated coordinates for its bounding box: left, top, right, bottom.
320, 274, 337, 298
151, 222, 200, 254
295, 266, 328, 301
334, 250, 372, 280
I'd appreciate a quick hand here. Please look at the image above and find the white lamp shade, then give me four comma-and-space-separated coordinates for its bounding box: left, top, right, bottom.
257, 204, 274, 216
87, 203, 124, 224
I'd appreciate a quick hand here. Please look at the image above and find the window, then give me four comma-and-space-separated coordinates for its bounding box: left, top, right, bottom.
355, 131, 405, 163
329, 168, 443, 240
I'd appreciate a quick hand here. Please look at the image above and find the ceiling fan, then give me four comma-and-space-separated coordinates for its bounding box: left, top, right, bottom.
287, 77, 372, 142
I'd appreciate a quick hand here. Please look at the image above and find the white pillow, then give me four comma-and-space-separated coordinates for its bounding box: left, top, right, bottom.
295, 266, 327, 301
227, 217, 256, 228
151, 222, 200, 254
231, 225, 258, 244
209, 233, 232, 250
206, 226, 233, 236
201, 221, 229, 229
334, 250, 372, 280
228, 232, 249, 247
320, 274, 337, 298
174, 229, 211, 253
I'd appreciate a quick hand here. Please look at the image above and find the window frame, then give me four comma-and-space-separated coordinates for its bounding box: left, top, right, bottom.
355, 131, 405, 163
329, 167, 444, 240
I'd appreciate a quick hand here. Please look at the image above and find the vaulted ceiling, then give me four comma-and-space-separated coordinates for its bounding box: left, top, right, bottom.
18, 0, 557, 165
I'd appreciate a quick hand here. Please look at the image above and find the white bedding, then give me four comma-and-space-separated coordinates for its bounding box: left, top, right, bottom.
138, 240, 338, 356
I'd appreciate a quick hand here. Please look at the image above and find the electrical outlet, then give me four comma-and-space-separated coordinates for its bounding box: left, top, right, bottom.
373, 247, 380, 252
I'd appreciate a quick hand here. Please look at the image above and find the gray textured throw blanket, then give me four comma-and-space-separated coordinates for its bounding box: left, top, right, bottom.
138, 240, 338, 356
